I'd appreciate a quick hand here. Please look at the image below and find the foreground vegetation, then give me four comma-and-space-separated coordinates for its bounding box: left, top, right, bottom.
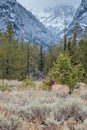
0, 80, 87, 130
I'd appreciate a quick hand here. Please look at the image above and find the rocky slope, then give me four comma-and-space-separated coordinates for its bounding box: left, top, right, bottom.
0, 0, 53, 46
68, 0, 87, 37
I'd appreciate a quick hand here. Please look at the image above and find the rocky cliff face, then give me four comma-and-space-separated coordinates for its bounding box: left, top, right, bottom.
68, 0, 87, 37
0, 0, 53, 46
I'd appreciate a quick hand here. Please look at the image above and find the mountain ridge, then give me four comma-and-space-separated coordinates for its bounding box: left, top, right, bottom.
68, 0, 87, 37
0, 0, 87, 45
0, 0, 54, 46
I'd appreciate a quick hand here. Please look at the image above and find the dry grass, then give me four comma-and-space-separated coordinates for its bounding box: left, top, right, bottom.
0, 80, 87, 130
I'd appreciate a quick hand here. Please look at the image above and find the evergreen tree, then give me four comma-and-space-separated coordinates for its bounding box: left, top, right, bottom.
0, 22, 16, 79
18, 41, 27, 80
6, 22, 15, 44
78, 39, 87, 75
83, 27, 87, 39
44, 43, 59, 74
49, 54, 84, 90
63, 24, 67, 53
5, 23, 14, 78
74, 28, 87, 79
39, 44, 44, 72
26, 41, 30, 76
69, 23, 81, 65
67, 38, 72, 56
64, 33, 67, 53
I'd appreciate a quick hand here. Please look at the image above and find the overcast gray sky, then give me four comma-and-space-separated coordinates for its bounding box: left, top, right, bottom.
17, 0, 82, 13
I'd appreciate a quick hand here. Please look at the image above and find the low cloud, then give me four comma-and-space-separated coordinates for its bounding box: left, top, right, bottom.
17, 0, 81, 13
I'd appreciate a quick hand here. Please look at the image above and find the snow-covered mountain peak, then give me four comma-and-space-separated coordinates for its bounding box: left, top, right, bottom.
36, 5, 76, 41
37, 5, 76, 29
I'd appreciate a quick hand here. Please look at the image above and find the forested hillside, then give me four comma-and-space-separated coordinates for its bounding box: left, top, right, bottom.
0, 22, 87, 87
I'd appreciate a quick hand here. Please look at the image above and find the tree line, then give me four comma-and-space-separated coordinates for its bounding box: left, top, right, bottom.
0, 22, 87, 83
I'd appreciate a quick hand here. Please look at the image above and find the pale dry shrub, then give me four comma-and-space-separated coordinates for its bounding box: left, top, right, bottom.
83, 119, 87, 128
0, 114, 21, 130
56, 89, 69, 98
80, 90, 87, 100
49, 97, 87, 123
74, 124, 85, 130
0, 79, 21, 89
17, 96, 87, 126
0, 88, 87, 129
18, 104, 51, 123
76, 82, 86, 89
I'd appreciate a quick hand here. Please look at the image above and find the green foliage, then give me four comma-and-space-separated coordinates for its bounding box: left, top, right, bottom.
78, 39, 87, 73
83, 27, 87, 39
44, 43, 60, 74
0, 23, 21, 80
18, 41, 27, 80
0, 22, 87, 85
38, 44, 44, 72
83, 73, 87, 84
49, 54, 84, 90
0, 81, 10, 92
41, 77, 51, 91
67, 38, 72, 56
18, 77, 35, 90
72, 38, 87, 82
26, 41, 30, 76
0, 23, 41, 80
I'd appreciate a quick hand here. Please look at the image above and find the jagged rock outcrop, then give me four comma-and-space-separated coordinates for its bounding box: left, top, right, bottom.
68, 0, 87, 37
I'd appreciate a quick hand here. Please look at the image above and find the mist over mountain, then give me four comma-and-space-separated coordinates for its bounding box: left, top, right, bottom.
36, 5, 76, 40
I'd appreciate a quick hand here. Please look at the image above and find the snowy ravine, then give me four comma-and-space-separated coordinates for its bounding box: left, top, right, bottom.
0, 0, 55, 46
36, 5, 76, 39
